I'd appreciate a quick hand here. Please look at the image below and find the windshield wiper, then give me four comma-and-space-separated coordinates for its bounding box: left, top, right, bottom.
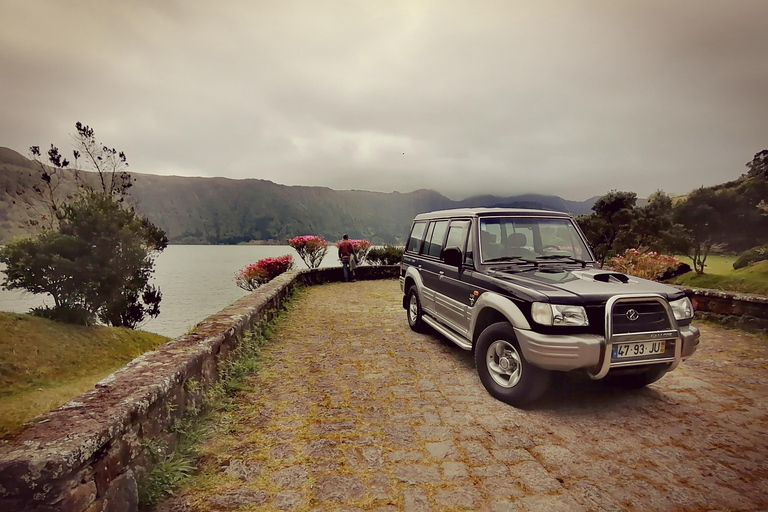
535, 255, 588, 267
484, 256, 527, 263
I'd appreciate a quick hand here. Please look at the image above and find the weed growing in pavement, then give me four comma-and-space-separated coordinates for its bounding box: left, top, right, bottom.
137, 287, 301, 506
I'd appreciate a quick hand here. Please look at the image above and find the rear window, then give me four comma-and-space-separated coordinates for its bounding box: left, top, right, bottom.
406, 221, 427, 252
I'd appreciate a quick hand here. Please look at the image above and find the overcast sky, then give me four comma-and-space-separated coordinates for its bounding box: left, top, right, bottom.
1, 0, 766, 201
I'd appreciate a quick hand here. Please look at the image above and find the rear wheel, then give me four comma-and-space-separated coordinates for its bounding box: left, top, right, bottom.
406, 286, 426, 332
475, 322, 551, 406
603, 364, 669, 389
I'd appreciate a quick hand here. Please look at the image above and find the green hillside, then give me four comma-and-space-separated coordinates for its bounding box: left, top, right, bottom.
0, 147, 596, 245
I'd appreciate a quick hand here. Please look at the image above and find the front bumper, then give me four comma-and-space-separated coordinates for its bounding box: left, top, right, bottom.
514, 324, 700, 376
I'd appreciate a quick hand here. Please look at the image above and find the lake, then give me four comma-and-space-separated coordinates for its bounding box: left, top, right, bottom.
0, 245, 340, 338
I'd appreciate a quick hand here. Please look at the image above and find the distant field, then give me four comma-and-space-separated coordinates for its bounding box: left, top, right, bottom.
669, 255, 768, 296
0, 313, 168, 438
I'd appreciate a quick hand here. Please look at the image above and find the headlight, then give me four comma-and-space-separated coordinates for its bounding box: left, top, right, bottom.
531, 302, 589, 326
670, 297, 694, 320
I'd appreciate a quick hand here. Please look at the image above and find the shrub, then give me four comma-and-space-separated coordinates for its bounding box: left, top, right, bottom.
337, 239, 372, 265
607, 249, 682, 281
367, 245, 405, 266
288, 235, 329, 269
733, 245, 768, 269
235, 255, 294, 291
30, 305, 94, 325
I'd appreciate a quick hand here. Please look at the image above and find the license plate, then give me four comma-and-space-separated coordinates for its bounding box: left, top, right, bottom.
612, 341, 666, 359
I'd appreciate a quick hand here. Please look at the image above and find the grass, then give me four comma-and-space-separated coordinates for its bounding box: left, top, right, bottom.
138, 287, 298, 507
0, 312, 168, 437
669, 256, 768, 296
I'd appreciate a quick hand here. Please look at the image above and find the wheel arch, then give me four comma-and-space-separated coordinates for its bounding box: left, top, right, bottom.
470, 292, 531, 350
402, 268, 424, 309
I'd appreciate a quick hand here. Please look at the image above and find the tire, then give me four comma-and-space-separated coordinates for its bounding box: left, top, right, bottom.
603, 364, 670, 389
406, 286, 427, 333
474, 322, 551, 406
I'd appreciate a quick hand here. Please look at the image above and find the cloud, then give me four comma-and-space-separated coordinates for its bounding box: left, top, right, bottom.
1, 0, 767, 201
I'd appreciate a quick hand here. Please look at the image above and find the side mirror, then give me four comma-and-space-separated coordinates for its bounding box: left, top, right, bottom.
442, 246, 463, 269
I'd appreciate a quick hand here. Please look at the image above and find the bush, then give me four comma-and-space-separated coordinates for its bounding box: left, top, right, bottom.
733, 245, 768, 269
607, 249, 682, 281
30, 305, 94, 325
367, 245, 404, 266
288, 235, 329, 269
235, 255, 294, 291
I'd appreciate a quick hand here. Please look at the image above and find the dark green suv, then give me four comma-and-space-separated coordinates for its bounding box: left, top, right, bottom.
400, 208, 700, 406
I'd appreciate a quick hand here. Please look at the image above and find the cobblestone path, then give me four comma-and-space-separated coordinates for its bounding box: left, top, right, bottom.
161, 280, 768, 512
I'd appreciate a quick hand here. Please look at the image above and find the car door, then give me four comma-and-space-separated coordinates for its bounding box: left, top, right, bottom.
433, 219, 475, 337
419, 220, 449, 315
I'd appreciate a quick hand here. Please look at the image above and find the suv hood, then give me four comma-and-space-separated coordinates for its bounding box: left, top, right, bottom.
492, 266, 682, 302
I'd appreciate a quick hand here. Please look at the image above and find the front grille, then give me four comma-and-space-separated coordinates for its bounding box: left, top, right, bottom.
612, 301, 671, 334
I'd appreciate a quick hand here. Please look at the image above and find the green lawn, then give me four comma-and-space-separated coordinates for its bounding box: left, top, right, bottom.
0, 313, 168, 438
669, 256, 768, 296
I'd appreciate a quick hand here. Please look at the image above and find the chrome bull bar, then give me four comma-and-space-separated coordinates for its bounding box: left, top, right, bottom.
588, 294, 683, 380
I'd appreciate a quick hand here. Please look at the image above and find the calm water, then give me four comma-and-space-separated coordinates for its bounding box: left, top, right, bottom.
0, 245, 339, 338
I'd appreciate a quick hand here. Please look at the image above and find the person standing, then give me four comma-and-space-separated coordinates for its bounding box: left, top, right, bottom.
338, 234, 356, 282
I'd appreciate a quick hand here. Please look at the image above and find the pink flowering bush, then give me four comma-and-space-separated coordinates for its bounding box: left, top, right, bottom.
288, 235, 329, 269
336, 238, 372, 265
607, 249, 682, 281
235, 255, 294, 291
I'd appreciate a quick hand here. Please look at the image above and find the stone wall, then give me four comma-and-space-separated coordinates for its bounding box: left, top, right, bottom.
0, 265, 399, 512
678, 286, 768, 334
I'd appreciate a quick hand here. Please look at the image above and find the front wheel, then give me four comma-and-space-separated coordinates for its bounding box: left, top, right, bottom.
406, 286, 427, 332
475, 322, 551, 406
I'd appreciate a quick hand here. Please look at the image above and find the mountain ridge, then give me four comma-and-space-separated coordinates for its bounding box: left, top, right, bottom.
0, 146, 598, 245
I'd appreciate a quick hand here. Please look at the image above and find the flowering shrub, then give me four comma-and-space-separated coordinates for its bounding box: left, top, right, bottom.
337, 238, 372, 265
607, 249, 682, 281
288, 235, 329, 269
235, 255, 294, 291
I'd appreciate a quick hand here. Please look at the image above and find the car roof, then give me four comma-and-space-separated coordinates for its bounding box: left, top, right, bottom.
412, 207, 572, 221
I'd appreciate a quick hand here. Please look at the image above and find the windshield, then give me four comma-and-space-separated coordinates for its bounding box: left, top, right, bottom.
479, 217, 593, 263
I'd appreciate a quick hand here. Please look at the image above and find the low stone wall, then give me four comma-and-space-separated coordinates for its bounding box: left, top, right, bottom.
0, 265, 399, 512
678, 286, 768, 334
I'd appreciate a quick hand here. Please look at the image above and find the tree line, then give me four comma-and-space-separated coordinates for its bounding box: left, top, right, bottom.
577, 149, 768, 273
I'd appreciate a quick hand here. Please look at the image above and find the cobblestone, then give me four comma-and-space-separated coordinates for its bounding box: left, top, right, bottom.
158, 280, 768, 511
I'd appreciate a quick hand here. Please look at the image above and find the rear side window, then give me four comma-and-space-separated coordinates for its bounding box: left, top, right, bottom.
406, 221, 427, 252
426, 220, 449, 257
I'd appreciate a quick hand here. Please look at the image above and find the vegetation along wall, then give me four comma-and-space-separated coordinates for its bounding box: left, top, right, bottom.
0, 265, 398, 512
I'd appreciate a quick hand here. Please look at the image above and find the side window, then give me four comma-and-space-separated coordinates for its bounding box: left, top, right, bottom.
426, 220, 449, 257
444, 220, 470, 257
421, 222, 436, 255
406, 221, 427, 253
